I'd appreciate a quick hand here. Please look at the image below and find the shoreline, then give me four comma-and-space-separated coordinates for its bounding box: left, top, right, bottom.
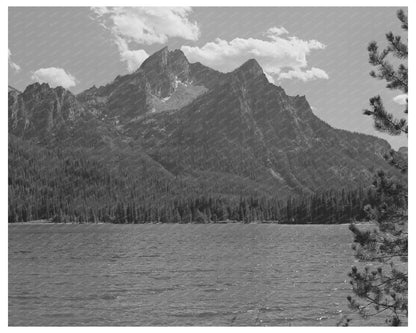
8, 220, 367, 226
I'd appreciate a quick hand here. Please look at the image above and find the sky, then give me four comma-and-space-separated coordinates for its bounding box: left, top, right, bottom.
8, 7, 408, 149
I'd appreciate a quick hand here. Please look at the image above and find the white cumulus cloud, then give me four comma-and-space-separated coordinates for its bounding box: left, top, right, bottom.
31, 67, 77, 89
8, 49, 21, 73
393, 94, 408, 105
181, 27, 328, 82
92, 7, 199, 44
91, 7, 199, 72
278, 67, 329, 82
265, 26, 289, 38
115, 37, 149, 72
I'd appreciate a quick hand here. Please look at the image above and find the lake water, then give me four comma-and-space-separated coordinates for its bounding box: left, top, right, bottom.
9, 223, 370, 326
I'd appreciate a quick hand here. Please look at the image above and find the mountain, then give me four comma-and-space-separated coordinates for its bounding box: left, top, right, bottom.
122, 54, 395, 195
76, 47, 224, 123
8, 47, 404, 222
9, 83, 85, 141
8, 85, 20, 94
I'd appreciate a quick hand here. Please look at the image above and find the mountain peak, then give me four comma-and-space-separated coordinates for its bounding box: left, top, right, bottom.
158, 46, 169, 53
132, 47, 192, 99
151, 46, 169, 57
168, 49, 188, 63
139, 46, 170, 71
140, 47, 189, 70
23, 82, 51, 94
230, 58, 266, 86
237, 59, 263, 74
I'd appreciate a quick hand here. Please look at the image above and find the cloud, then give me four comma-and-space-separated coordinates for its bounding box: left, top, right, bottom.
265, 26, 289, 38
114, 37, 149, 72
181, 27, 328, 82
91, 7, 199, 72
92, 7, 199, 44
8, 49, 21, 73
393, 94, 408, 105
31, 67, 77, 89
278, 67, 329, 82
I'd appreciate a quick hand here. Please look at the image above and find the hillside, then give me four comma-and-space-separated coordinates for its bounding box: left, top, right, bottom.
8, 47, 404, 223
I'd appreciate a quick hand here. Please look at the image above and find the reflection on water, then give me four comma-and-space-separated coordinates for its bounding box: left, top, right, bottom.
9, 223, 370, 326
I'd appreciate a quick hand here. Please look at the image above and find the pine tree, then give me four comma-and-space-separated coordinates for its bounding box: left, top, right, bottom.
345, 9, 408, 326
363, 10, 408, 135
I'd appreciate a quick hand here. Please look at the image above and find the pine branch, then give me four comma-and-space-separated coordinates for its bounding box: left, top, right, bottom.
363, 96, 407, 135
397, 9, 408, 31
368, 43, 408, 93
349, 9, 408, 326
386, 32, 408, 59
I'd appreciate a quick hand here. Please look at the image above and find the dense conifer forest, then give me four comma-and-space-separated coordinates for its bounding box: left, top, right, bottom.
9, 135, 379, 224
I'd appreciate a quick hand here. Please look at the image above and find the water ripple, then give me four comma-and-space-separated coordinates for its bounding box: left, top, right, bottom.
9, 224, 363, 326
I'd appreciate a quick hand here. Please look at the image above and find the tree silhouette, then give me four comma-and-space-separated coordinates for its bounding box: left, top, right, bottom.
345, 9, 408, 326
363, 9, 408, 135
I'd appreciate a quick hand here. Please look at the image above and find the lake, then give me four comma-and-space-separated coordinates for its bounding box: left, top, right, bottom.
9, 223, 371, 326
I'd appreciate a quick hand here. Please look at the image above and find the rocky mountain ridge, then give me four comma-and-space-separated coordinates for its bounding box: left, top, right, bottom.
8, 47, 401, 200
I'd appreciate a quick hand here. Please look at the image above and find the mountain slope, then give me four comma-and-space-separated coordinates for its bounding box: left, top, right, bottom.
8, 47, 402, 211
8, 83, 85, 141
123, 56, 395, 195
77, 47, 225, 122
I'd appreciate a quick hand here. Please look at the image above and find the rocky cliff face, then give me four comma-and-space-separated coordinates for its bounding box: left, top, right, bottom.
123, 56, 392, 195
8, 47, 398, 198
77, 47, 224, 123
9, 83, 85, 140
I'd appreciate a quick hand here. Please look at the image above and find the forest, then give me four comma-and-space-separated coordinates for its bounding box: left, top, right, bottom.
9, 134, 381, 225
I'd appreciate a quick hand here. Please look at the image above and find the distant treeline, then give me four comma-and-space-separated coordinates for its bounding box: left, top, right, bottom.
9, 135, 375, 224
91, 188, 371, 224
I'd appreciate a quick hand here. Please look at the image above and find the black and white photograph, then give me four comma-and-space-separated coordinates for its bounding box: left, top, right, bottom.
6, 2, 410, 328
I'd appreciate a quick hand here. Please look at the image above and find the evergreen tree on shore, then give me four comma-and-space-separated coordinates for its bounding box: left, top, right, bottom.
8, 134, 374, 225
364, 9, 407, 135
346, 9, 408, 326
